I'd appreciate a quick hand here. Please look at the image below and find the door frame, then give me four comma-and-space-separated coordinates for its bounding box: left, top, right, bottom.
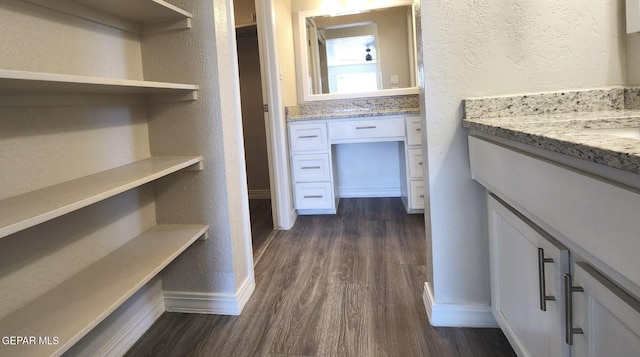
254, 0, 296, 230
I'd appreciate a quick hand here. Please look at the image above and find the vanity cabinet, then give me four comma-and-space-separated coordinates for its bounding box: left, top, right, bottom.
288, 121, 337, 214
403, 116, 424, 210
469, 135, 640, 357
488, 194, 570, 357
288, 115, 424, 215
568, 262, 640, 356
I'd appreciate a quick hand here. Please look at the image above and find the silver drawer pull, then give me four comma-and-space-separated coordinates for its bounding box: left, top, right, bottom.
419, 194, 424, 199
564, 273, 584, 345
538, 248, 555, 312
418, 162, 423, 166
304, 195, 323, 199
299, 135, 319, 139
356, 126, 377, 130
301, 166, 321, 170
416, 128, 422, 132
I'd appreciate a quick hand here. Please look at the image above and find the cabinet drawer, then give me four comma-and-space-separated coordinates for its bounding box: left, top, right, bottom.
294, 182, 334, 210
407, 148, 423, 179
329, 117, 404, 141
406, 116, 422, 146
409, 180, 425, 209
289, 122, 328, 152
292, 154, 331, 182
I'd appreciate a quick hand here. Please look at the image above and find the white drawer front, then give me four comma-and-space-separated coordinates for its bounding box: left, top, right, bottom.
329, 117, 405, 141
410, 180, 425, 209
294, 182, 334, 210
289, 122, 328, 152
406, 116, 422, 146
292, 154, 331, 182
408, 148, 423, 179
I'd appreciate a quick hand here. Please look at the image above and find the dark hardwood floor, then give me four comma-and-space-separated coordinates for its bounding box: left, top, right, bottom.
126, 198, 515, 357
249, 199, 274, 262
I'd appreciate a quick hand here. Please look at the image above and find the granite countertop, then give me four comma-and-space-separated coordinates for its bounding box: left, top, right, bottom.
285, 94, 420, 121
463, 88, 640, 175
287, 107, 420, 121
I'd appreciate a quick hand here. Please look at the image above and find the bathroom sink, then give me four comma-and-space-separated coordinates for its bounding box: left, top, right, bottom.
579, 127, 640, 140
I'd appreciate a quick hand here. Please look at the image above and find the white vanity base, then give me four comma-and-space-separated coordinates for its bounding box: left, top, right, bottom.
288, 115, 424, 215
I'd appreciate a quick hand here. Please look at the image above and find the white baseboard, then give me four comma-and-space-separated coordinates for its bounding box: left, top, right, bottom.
338, 186, 400, 198
248, 189, 271, 199
97, 293, 165, 357
423, 282, 498, 328
164, 275, 256, 315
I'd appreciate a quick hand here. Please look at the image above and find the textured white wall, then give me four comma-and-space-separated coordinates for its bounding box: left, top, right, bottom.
234, 0, 256, 27
274, 0, 298, 106
420, 0, 627, 306
628, 32, 640, 85
335, 142, 402, 195
0, 0, 143, 79
143, 0, 254, 294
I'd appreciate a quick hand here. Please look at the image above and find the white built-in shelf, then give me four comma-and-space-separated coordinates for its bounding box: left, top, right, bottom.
24, 0, 193, 33
0, 156, 203, 239
0, 224, 209, 357
0, 69, 198, 96
71, 0, 192, 24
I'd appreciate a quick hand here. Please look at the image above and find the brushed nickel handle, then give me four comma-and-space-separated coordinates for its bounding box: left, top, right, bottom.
304, 195, 323, 199
356, 126, 377, 130
299, 135, 319, 139
419, 194, 424, 198
301, 166, 321, 170
564, 273, 584, 345
418, 162, 423, 166
538, 248, 555, 311
416, 128, 422, 131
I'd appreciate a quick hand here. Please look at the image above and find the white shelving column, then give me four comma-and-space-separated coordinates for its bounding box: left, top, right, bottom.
0, 0, 210, 355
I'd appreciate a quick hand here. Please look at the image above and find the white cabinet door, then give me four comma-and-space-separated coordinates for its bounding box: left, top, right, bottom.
568, 262, 640, 356
488, 194, 570, 357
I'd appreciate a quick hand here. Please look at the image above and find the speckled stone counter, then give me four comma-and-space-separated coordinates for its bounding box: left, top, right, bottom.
286, 95, 419, 121
463, 88, 640, 175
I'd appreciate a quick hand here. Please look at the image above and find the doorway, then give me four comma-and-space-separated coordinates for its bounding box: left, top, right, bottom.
236, 25, 275, 262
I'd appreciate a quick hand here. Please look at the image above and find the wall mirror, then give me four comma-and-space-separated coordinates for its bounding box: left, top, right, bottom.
294, 1, 418, 102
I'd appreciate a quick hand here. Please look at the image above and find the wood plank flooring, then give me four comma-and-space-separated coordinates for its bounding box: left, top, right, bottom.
126, 198, 515, 357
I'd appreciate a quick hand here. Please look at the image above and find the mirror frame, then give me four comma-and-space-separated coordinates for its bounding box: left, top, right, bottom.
293, 0, 418, 102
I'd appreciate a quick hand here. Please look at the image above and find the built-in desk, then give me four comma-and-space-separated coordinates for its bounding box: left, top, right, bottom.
288, 115, 424, 215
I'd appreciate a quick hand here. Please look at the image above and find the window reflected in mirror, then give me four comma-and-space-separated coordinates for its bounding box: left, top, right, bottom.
300, 4, 417, 100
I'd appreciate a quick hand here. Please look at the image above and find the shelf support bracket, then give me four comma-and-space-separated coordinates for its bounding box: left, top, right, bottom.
142, 19, 192, 34
186, 161, 204, 171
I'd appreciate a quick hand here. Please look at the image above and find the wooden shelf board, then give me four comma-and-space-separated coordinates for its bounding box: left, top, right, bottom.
72, 0, 192, 23
0, 69, 198, 95
0, 224, 209, 357
0, 156, 203, 239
